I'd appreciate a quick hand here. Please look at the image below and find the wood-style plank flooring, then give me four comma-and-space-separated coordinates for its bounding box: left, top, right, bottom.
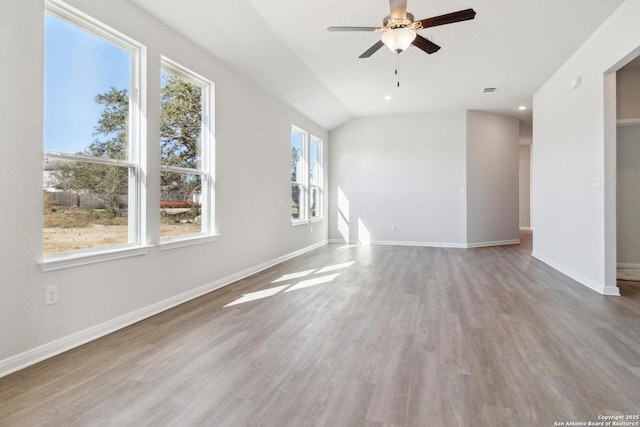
1, 233, 640, 426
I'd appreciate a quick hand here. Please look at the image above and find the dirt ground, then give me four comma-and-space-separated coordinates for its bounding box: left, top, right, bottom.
43, 223, 202, 254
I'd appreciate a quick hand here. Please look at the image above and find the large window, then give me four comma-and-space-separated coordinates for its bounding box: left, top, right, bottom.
291, 126, 323, 223
159, 59, 213, 242
43, 1, 143, 258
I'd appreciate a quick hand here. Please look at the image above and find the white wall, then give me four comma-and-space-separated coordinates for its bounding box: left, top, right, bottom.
328, 113, 468, 246
519, 145, 532, 230
466, 111, 520, 245
532, 0, 640, 295
617, 125, 640, 266
0, 0, 328, 374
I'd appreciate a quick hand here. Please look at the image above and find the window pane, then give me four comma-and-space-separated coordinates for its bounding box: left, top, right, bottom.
310, 186, 321, 218
160, 69, 202, 169
291, 183, 302, 219
44, 14, 131, 159
310, 140, 319, 187
291, 130, 303, 183
43, 158, 130, 254
160, 171, 203, 238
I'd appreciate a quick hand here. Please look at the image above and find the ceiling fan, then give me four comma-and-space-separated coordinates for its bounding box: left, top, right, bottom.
327, 0, 476, 58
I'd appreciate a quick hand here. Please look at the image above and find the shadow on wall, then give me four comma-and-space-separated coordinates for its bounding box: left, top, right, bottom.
337, 186, 371, 245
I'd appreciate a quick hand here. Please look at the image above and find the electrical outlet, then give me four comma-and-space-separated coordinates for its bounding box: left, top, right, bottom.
493, 224, 497, 231
45, 285, 58, 305
391, 224, 396, 231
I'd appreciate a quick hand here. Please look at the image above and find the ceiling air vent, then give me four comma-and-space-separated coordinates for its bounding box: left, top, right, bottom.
483, 87, 499, 93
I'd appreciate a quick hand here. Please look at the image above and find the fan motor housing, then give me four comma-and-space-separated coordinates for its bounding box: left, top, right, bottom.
383, 13, 415, 28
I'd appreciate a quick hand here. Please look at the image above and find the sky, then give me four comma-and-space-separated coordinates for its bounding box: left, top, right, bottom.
44, 14, 130, 155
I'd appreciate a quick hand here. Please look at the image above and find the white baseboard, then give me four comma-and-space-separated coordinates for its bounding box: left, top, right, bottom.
328, 238, 359, 245
370, 240, 468, 248
519, 226, 532, 231
617, 263, 640, 269
531, 250, 620, 296
329, 238, 520, 249
466, 239, 521, 248
0, 240, 328, 379
602, 286, 622, 296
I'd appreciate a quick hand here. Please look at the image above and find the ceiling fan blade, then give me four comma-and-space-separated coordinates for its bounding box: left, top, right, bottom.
389, 0, 408, 20
359, 40, 385, 58
417, 8, 476, 29
411, 34, 441, 54
328, 26, 379, 32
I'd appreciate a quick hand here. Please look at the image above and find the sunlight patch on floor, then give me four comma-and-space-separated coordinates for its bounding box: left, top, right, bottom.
223, 284, 290, 307
271, 269, 315, 283
285, 273, 340, 292
316, 261, 355, 274
224, 261, 355, 307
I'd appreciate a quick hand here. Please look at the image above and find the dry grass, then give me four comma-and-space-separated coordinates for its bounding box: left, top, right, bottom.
43, 209, 201, 255
43, 208, 127, 228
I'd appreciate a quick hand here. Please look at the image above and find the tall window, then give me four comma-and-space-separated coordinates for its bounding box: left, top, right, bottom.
291, 126, 323, 223
309, 136, 323, 219
43, 1, 142, 257
160, 58, 213, 241
291, 127, 307, 222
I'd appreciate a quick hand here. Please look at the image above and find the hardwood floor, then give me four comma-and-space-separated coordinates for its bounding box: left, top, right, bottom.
1, 235, 639, 426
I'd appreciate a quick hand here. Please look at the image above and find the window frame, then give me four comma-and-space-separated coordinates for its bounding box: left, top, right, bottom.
290, 126, 323, 225
291, 126, 308, 225
158, 57, 216, 250
40, 0, 150, 271
309, 136, 323, 221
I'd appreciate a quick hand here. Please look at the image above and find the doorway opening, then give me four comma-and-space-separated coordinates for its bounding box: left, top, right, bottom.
614, 55, 640, 293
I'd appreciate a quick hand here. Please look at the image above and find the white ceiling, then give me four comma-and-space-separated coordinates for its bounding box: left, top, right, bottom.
127, 0, 625, 130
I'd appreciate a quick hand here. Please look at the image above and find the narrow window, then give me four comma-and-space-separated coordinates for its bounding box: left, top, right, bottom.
43, 1, 142, 256
309, 136, 323, 219
291, 126, 323, 223
160, 58, 213, 241
291, 126, 307, 222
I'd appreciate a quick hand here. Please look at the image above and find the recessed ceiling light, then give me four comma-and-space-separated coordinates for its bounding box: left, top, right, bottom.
384, 95, 393, 100
518, 105, 527, 110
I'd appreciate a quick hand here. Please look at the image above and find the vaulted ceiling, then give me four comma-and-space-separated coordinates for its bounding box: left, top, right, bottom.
127, 0, 625, 130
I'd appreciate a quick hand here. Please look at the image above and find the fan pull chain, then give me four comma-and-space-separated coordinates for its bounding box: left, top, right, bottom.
395, 53, 400, 88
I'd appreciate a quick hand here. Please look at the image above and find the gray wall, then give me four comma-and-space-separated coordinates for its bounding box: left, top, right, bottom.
328, 110, 521, 248
617, 66, 640, 121
466, 111, 520, 245
328, 112, 468, 246
519, 145, 531, 229
617, 124, 640, 266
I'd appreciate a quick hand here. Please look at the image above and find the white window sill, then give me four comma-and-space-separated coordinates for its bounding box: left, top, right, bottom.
39, 245, 153, 272
159, 233, 220, 251
292, 218, 323, 227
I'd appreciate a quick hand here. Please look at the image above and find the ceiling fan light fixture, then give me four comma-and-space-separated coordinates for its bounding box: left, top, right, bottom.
381, 28, 416, 53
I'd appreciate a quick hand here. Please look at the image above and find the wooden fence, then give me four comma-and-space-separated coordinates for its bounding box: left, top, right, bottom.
43, 191, 128, 209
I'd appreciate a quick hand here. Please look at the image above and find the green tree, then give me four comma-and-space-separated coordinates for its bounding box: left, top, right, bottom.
159, 72, 202, 203
52, 87, 129, 217
54, 74, 203, 217
160, 72, 201, 168
291, 146, 300, 182
291, 146, 301, 218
